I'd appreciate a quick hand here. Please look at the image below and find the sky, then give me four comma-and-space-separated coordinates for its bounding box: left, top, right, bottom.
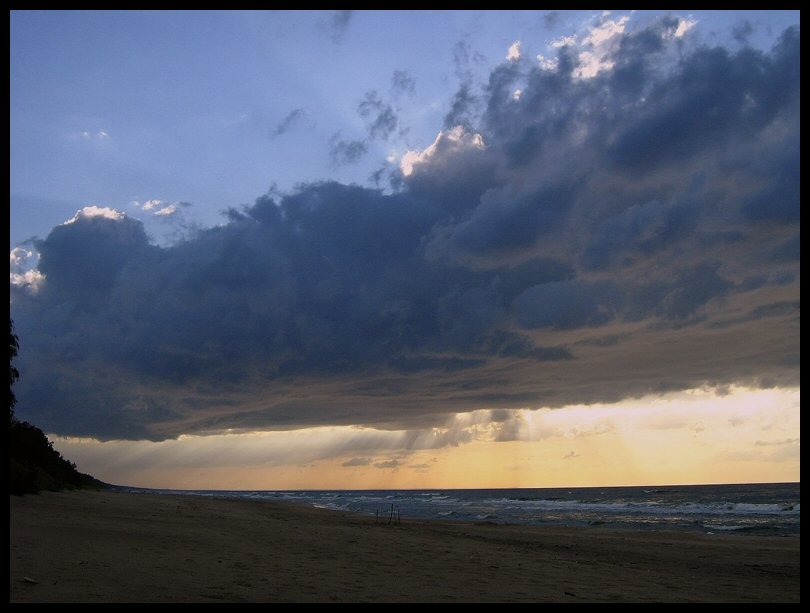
10, 10, 800, 489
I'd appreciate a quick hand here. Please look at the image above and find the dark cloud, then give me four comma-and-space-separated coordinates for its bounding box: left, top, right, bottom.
606, 28, 799, 175
513, 280, 613, 330
445, 40, 487, 130
391, 70, 415, 97
330, 10, 353, 44
582, 198, 700, 271
451, 40, 485, 82
328, 134, 367, 165
11, 21, 799, 441
270, 108, 308, 139
341, 457, 371, 467
434, 182, 578, 259
770, 234, 799, 262
35, 212, 151, 307
444, 83, 478, 130
492, 413, 527, 442
755, 438, 799, 447
543, 12, 562, 28
402, 129, 498, 217
750, 301, 800, 320
357, 91, 399, 141
732, 20, 754, 45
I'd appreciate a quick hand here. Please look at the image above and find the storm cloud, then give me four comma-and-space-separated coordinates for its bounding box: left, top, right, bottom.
11, 20, 799, 441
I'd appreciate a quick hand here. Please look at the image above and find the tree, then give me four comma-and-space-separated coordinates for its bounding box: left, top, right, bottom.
10, 318, 20, 422
8, 318, 106, 493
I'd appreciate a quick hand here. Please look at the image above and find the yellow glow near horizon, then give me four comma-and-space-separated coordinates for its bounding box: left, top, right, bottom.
50, 386, 800, 490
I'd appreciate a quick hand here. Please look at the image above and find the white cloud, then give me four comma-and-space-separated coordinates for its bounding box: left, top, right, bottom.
574, 14, 630, 79
400, 126, 485, 176
399, 152, 421, 177
537, 54, 559, 71
154, 204, 178, 217
506, 40, 521, 61
140, 199, 188, 217
583, 14, 630, 48
10, 269, 46, 293
549, 34, 576, 49
674, 17, 697, 39
63, 206, 125, 225
73, 130, 110, 141
545, 13, 640, 80
142, 199, 163, 211
10, 246, 35, 266
10, 246, 43, 293
512, 88, 522, 101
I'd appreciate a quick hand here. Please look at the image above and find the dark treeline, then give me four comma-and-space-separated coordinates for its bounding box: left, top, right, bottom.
10, 319, 106, 495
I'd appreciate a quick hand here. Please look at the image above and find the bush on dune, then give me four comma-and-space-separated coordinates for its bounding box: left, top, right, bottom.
9, 418, 105, 495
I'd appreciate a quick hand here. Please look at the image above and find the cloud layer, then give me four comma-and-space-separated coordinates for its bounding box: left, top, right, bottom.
11, 19, 799, 441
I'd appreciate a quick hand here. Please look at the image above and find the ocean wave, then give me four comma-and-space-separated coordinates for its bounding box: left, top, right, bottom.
482, 498, 801, 516
703, 524, 786, 535
135, 485, 799, 536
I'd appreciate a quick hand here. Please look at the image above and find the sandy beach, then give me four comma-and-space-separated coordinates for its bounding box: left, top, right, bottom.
9, 490, 800, 602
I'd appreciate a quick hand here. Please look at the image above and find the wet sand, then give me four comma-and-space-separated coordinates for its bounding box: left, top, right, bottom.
9, 489, 800, 602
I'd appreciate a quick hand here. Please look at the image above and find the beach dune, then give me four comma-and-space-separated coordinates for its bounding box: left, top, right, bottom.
10, 490, 800, 602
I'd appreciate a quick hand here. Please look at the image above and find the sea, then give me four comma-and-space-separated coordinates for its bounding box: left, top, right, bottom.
121, 482, 799, 537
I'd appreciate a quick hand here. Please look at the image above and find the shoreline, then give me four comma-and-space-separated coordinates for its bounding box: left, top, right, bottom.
110, 484, 801, 538
11, 489, 800, 602
112, 485, 802, 538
